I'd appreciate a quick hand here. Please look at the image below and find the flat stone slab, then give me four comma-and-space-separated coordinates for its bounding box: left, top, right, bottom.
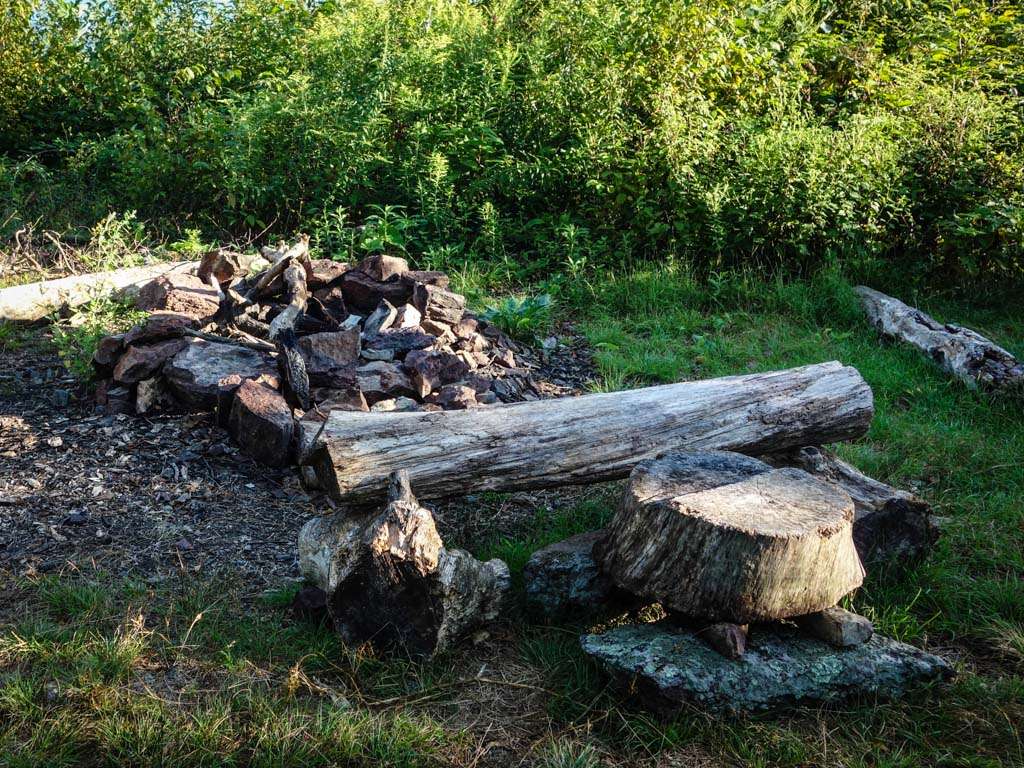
581, 620, 952, 716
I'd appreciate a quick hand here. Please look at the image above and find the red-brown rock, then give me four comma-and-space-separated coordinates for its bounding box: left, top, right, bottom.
313, 284, 347, 321
297, 329, 361, 374
431, 384, 478, 410
92, 334, 125, 375
363, 327, 435, 359
340, 270, 413, 313
399, 270, 450, 290
229, 380, 295, 466
308, 259, 350, 289
123, 312, 196, 345
112, 339, 187, 384
165, 339, 277, 409
404, 350, 470, 398
356, 361, 416, 403
412, 283, 466, 326
136, 274, 220, 321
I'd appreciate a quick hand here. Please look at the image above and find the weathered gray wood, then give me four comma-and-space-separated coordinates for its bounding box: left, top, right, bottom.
306, 361, 874, 505
297, 470, 510, 658
857, 286, 1024, 391
764, 446, 937, 562
0, 261, 197, 321
597, 452, 865, 623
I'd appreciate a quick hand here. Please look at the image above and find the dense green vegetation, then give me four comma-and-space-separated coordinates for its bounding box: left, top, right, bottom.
3, 0, 1023, 283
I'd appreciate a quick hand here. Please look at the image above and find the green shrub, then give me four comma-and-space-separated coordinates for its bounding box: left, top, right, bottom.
482, 294, 554, 342
1, 0, 1021, 286
51, 295, 146, 381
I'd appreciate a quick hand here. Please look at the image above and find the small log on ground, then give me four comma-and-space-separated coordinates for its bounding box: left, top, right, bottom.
269, 261, 310, 409
765, 446, 938, 562
306, 361, 874, 506
857, 286, 1024, 391
0, 261, 197, 322
297, 470, 510, 658
597, 452, 865, 623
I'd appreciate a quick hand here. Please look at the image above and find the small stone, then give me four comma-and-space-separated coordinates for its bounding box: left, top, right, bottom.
165, 339, 276, 410
523, 530, 638, 618
175, 538, 193, 551
229, 380, 296, 467
356, 361, 416, 403
432, 384, 477, 410
136, 274, 220, 321
362, 300, 398, 337
698, 622, 748, 659
393, 304, 422, 329
297, 329, 361, 374
581, 620, 953, 716
404, 350, 470, 398
359, 254, 409, 282
92, 334, 125, 372
794, 607, 874, 647
341, 270, 413, 313
63, 511, 88, 526
412, 283, 466, 326
113, 339, 186, 384
135, 377, 163, 414
46, 436, 63, 448
360, 347, 396, 362
51, 389, 71, 408
307, 259, 350, 289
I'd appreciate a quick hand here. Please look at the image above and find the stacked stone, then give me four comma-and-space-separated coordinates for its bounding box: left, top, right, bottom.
92, 250, 535, 467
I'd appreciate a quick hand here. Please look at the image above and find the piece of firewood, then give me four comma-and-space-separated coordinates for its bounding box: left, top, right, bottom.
0, 261, 197, 322
764, 446, 938, 562
597, 452, 865, 623
304, 361, 874, 506
269, 261, 310, 409
857, 286, 1024, 391
794, 607, 873, 647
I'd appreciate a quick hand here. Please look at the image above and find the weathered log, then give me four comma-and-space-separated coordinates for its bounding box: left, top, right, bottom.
597, 452, 865, 623
297, 470, 510, 658
0, 261, 197, 322
764, 446, 938, 562
305, 361, 874, 506
269, 262, 310, 409
857, 286, 1024, 391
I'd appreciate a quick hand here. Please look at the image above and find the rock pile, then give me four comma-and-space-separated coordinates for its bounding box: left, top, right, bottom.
92, 238, 536, 467
522, 450, 950, 714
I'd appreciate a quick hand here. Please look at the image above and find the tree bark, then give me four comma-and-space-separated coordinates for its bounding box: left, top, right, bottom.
856, 286, 1024, 391
269, 262, 310, 409
0, 261, 197, 322
597, 452, 865, 623
306, 361, 874, 506
763, 446, 938, 562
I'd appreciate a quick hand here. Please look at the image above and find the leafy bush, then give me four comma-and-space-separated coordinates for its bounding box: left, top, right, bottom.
1, 0, 1022, 286
482, 294, 554, 342
51, 295, 146, 381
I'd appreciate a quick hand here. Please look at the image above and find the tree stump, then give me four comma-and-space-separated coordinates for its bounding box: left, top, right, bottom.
597, 452, 865, 623
297, 470, 509, 658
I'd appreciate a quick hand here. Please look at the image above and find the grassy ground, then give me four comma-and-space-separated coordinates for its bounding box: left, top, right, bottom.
1, 266, 1022, 766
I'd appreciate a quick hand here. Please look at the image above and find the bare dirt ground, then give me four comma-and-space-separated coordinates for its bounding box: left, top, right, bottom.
0, 323, 597, 585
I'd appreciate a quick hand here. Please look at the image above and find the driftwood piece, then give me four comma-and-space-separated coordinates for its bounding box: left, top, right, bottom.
857, 286, 1024, 391
597, 452, 865, 623
0, 261, 197, 322
269, 262, 310, 409
305, 361, 874, 506
765, 446, 937, 562
297, 470, 510, 658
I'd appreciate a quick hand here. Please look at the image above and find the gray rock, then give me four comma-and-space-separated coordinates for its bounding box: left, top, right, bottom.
523, 530, 637, 617
581, 620, 953, 716
164, 339, 277, 410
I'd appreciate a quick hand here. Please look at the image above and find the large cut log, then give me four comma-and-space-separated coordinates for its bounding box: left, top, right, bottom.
297, 470, 510, 658
0, 261, 197, 322
597, 452, 865, 622
305, 361, 874, 506
857, 286, 1024, 391
764, 446, 938, 562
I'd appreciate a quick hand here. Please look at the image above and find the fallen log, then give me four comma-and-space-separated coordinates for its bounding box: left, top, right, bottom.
269, 261, 311, 409
0, 261, 197, 322
856, 286, 1024, 391
306, 361, 874, 505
